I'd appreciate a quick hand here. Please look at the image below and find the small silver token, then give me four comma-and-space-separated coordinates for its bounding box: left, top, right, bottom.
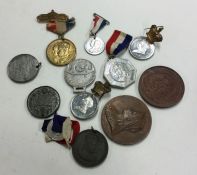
46, 120, 64, 141
85, 37, 105, 55
64, 59, 96, 92
129, 36, 155, 60
7, 54, 41, 83
104, 58, 136, 88
71, 92, 98, 120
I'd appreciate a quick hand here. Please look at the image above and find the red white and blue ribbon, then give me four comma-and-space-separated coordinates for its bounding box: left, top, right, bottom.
90, 14, 109, 35
106, 30, 132, 57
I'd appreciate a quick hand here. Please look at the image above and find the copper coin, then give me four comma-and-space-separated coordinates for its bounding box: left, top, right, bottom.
139, 66, 185, 108
101, 95, 152, 145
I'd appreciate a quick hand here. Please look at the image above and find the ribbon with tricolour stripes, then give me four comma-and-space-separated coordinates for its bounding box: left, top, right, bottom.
106, 30, 132, 57
90, 13, 109, 36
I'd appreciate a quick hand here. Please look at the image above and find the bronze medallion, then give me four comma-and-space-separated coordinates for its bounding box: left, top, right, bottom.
101, 95, 152, 145
46, 39, 76, 66
139, 66, 185, 108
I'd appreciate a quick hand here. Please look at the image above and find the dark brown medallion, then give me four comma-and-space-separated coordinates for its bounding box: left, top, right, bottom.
101, 95, 152, 145
139, 66, 185, 108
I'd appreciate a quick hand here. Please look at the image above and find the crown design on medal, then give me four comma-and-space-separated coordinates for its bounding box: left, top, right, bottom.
146, 25, 163, 44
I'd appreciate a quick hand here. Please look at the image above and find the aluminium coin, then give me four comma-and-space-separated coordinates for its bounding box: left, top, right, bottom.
27, 86, 60, 119
138, 66, 185, 108
101, 95, 152, 145
84, 37, 105, 55
7, 54, 41, 83
64, 59, 96, 92
72, 129, 108, 167
70, 92, 98, 120
104, 57, 136, 88
129, 36, 155, 60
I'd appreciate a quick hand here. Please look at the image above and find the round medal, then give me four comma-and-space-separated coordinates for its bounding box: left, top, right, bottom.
101, 95, 152, 145
104, 58, 137, 88
64, 59, 96, 92
70, 92, 98, 120
72, 129, 108, 167
129, 36, 155, 60
7, 54, 41, 83
139, 66, 185, 108
84, 37, 105, 55
46, 39, 76, 66
27, 86, 60, 119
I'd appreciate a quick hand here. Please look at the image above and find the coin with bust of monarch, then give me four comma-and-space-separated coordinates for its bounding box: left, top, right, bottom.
101, 95, 152, 145
72, 128, 108, 167
138, 66, 185, 108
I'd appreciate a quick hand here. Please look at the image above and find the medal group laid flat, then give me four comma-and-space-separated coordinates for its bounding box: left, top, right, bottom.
7, 10, 185, 168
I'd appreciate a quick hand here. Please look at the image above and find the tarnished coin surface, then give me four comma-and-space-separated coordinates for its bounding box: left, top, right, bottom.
71, 92, 98, 120
46, 120, 64, 141
101, 95, 152, 145
7, 54, 41, 83
104, 58, 136, 88
72, 129, 108, 167
46, 39, 76, 66
85, 37, 105, 55
129, 36, 155, 60
27, 86, 60, 118
64, 59, 96, 92
139, 66, 185, 108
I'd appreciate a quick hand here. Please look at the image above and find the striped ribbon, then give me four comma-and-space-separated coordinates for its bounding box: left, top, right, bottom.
90, 14, 109, 35
106, 30, 132, 57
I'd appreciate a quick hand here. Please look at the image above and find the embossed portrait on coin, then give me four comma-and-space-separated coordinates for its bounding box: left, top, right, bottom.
53, 42, 70, 59
105, 106, 145, 135
75, 96, 93, 114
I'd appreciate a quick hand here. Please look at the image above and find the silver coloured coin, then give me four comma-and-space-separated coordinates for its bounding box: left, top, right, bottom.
64, 59, 96, 92
46, 120, 64, 141
27, 86, 60, 119
129, 36, 155, 60
104, 58, 137, 88
71, 92, 98, 120
84, 37, 105, 55
7, 54, 41, 83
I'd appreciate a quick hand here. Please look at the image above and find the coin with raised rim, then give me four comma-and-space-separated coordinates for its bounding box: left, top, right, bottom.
101, 95, 152, 145
64, 59, 96, 92
138, 66, 185, 108
70, 92, 98, 120
85, 37, 105, 55
129, 36, 155, 60
72, 129, 108, 167
46, 39, 76, 66
27, 86, 60, 118
7, 54, 41, 83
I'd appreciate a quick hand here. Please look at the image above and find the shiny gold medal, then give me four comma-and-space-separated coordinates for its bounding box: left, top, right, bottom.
37, 10, 76, 66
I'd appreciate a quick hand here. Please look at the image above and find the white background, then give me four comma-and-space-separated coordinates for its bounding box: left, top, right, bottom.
0, 0, 197, 175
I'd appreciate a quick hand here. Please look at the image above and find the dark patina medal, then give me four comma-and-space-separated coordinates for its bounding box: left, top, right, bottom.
72, 128, 108, 167
7, 54, 41, 83
138, 66, 185, 108
27, 86, 60, 118
101, 95, 152, 145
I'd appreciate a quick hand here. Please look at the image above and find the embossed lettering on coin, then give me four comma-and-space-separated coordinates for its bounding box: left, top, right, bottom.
27, 86, 60, 118
47, 39, 76, 66
64, 59, 96, 92
139, 66, 185, 108
104, 58, 136, 88
101, 95, 151, 145
71, 92, 98, 120
129, 36, 155, 60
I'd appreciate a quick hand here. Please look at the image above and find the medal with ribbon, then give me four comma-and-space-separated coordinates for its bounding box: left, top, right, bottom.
37, 10, 76, 66
104, 30, 137, 88
129, 24, 164, 60
85, 13, 110, 55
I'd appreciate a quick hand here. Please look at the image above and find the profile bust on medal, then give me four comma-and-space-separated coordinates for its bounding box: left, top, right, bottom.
37, 10, 76, 66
